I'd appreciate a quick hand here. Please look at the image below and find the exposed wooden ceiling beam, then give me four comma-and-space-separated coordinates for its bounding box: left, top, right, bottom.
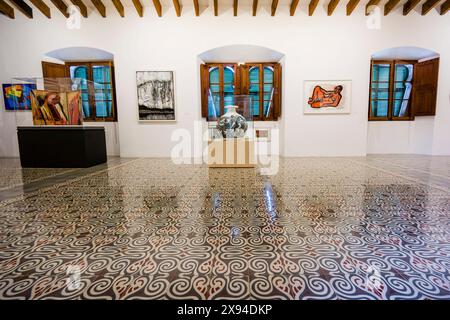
173, 0, 181, 16
9, 0, 33, 18
346, 0, 360, 15
309, 0, 319, 15
290, 0, 299, 16
233, 0, 237, 16
152, 0, 162, 17
422, 0, 440, 14
132, 0, 143, 17
403, 0, 420, 15
0, 0, 15, 18
366, 0, 381, 15
328, 0, 340, 15
384, 0, 400, 15
29, 0, 50, 18
271, 0, 278, 16
252, 0, 257, 16
193, 0, 199, 16
213, 0, 217, 16
91, 0, 105, 17
111, 0, 124, 17
441, 0, 450, 14
70, 0, 87, 17
50, 0, 69, 18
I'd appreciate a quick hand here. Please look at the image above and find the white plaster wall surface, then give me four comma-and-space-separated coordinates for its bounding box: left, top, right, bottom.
0, 4, 449, 157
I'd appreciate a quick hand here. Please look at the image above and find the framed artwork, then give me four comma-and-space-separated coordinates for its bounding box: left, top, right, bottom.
304, 80, 351, 114
30, 90, 83, 125
136, 71, 176, 121
2, 83, 36, 111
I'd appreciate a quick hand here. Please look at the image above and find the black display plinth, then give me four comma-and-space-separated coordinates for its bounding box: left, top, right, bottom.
17, 126, 107, 168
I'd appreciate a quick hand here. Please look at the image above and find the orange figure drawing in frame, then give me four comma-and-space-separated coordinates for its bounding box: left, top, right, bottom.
307, 85, 343, 108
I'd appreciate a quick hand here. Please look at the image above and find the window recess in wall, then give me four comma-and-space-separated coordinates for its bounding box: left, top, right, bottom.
368, 58, 439, 121
201, 62, 281, 121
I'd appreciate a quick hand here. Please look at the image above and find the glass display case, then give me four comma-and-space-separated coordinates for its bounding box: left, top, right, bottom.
207, 94, 255, 168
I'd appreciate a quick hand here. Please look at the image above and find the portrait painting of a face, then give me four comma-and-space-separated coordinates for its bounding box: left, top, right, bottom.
304, 81, 351, 114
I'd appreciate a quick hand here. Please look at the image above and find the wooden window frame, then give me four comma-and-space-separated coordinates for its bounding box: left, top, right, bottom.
201, 62, 281, 121
66, 60, 118, 122
369, 59, 416, 121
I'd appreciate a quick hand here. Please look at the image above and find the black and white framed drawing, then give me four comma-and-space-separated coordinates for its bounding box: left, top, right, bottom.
136, 71, 176, 121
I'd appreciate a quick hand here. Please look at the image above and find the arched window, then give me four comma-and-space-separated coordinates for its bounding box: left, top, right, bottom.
201, 62, 281, 121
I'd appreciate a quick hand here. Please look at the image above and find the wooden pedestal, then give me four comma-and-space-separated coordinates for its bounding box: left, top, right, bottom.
207, 138, 255, 168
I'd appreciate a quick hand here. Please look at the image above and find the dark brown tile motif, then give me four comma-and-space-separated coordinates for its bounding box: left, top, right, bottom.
0, 156, 449, 299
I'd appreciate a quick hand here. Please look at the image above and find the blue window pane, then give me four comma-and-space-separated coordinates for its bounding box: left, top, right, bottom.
371, 89, 389, 100
264, 100, 273, 117
252, 101, 260, 116
70, 66, 88, 80
393, 100, 410, 118
371, 100, 388, 117
96, 101, 107, 117
264, 84, 273, 92
372, 64, 390, 82
263, 67, 274, 83
249, 67, 259, 83
224, 84, 234, 93
93, 66, 110, 83
82, 100, 90, 117
209, 67, 219, 84
210, 84, 220, 93
395, 64, 413, 82
224, 67, 234, 84
224, 93, 234, 106
208, 94, 220, 118
249, 84, 259, 93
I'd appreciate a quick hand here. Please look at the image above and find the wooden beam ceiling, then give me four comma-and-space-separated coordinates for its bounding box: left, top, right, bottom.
366, 0, 381, 15
152, 0, 162, 17
309, 0, 319, 15
384, 0, 400, 15
233, 0, 239, 16
441, 0, 450, 14
111, 0, 124, 17
271, 0, 278, 16
193, 0, 199, 16
132, 0, 143, 17
346, 0, 360, 15
173, 0, 181, 17
90, 0, 105, 17
29, 0, 50, 18
0, 0, 14, 19
70, 0, 87, 17
50, 0, 69, 18
422, 0, 441, 14
213, 0, 218, 16
403, 0, 420, 15
252, 0, 257, 16
9, 0, 33, 18
328, 0, 340, 15
290, 0, 299, 16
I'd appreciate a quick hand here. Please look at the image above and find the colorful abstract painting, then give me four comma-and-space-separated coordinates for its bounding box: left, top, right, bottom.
30, 90, 83, 125
304, 80, 351, 114
2, 83, 36, 111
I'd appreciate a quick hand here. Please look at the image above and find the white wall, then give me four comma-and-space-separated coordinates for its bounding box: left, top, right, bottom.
0, 3, 449, 158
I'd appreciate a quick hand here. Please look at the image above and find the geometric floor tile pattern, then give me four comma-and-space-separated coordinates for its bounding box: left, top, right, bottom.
0, 155, 449, 299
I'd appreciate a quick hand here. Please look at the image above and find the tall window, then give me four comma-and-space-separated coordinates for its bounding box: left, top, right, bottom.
67, 61, 117, 121
369, 60, 414, 120
206, 64, 237, 118
201, 62, 281, 121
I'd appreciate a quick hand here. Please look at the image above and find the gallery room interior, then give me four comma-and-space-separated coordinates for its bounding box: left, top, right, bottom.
0, 0, 449, 303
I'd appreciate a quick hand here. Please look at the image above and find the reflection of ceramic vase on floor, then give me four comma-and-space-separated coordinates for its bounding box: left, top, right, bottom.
217, 105, 248, 138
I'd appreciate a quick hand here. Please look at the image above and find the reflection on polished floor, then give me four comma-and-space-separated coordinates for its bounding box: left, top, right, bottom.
0, 155, 449, 299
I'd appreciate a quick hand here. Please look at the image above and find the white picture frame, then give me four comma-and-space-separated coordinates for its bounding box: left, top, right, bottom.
303, 80, 352, 114
136, 71, 176, 122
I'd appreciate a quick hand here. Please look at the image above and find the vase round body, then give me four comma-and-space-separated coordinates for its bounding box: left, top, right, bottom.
217, 106, 248, 138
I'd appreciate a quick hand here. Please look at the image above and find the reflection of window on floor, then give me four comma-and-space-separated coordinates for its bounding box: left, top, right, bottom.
200, 62, 281, 121
67, 61, 117, 122
369, 58, 439, 121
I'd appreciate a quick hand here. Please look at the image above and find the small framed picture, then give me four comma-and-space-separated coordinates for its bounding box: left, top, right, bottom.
304, 80, 351, 114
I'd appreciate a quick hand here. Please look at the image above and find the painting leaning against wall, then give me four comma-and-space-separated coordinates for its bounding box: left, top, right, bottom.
136, 71, 176, 121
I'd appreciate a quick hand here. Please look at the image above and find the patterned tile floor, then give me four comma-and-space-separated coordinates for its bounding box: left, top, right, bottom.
0, 155, 449, 299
